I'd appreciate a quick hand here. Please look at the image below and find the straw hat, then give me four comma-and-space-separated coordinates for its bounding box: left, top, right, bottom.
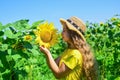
60, 16, 86, 41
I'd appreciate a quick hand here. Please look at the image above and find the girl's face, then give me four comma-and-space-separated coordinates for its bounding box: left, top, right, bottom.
62, 26, 70, 42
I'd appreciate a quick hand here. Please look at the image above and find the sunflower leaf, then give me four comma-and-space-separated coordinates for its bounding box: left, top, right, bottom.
31, 20, 44, 29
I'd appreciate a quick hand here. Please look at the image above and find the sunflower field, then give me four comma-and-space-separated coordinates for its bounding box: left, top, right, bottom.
0, 15, 120, 80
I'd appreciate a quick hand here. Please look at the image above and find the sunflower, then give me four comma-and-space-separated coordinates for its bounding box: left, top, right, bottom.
34, 22, 58, 48
100, 22, 104, 26
24, 35, 32, 41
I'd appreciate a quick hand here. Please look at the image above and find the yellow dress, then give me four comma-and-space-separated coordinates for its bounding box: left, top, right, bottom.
59, 49, 83, 80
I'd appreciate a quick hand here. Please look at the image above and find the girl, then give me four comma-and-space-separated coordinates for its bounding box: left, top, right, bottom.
40, 17, 98, 80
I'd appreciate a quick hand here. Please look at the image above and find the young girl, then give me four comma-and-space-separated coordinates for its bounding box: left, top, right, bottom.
40, 17, 98, 80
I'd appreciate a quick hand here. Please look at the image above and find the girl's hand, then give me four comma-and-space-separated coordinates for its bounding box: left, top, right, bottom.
39, 46, 50, 55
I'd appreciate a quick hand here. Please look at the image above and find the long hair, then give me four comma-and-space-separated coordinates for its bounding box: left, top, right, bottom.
68, 30, 99, 80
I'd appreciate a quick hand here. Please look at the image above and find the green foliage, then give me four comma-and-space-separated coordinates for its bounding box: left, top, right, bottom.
85, 15, 120, 80
0, 19, 66, 80
0, 16, 120, 80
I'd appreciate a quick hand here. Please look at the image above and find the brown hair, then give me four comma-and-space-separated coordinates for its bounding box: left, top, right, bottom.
69, 30, 99, 80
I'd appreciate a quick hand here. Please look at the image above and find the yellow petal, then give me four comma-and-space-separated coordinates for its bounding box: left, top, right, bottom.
34, 22, 58, 48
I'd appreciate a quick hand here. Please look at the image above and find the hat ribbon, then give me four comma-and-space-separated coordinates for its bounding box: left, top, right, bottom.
67, 19, 85, 35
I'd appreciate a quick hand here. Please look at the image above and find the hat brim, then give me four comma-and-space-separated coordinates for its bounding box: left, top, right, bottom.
60, 18, 86, 41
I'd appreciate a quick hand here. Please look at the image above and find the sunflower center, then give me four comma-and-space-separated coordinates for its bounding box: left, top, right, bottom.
40, 31, 52, 42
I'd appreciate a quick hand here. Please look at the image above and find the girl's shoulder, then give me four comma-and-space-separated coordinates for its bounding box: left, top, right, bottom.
68, 48, 80, 54
63, 49, 82, 58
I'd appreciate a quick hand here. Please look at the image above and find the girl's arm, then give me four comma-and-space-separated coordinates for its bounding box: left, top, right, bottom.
40, 46, 71, 79
55, 57, 61, 66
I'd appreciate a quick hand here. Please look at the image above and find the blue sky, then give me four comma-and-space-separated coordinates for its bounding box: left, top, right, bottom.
0, 0, 120, 30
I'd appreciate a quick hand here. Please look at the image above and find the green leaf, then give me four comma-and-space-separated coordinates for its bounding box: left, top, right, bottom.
9, 27, 17, 34
1, 44, 8, 51
15, 31, 22, 37
29, 58, 38, 64
13, 19, 30, 30
4, 23, 12, 29
0, 60, 4, 67
0, 22, 3, 31
4, 29, 16, 38
117, 51, 120, 62
23, 41, 32, 49
96, 54, 104, 60
1, 69, 10, 75
4, 28, 22, 39
30, 49, 40, 56
115, 77, 120, 80
7, 49, 11, 55
114, 32, 120, 37
0, 31, 4, 36
6, 55, 12, 62
31, 20, 44, 29
12, 54, 21, 61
